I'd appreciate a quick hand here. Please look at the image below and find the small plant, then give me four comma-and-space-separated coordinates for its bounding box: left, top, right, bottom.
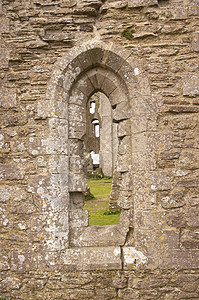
103, 210, 121, 216
121, 28, 135, 40
85, 192, 95, 201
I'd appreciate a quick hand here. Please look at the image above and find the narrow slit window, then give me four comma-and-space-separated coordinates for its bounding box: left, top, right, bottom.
90, 101, 96, 114
92, 119, 100, 138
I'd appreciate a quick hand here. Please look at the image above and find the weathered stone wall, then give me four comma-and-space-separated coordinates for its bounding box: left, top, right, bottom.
0, 0, 199, 299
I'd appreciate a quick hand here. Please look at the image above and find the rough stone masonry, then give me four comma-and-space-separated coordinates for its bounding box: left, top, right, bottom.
0, 0, 199, 299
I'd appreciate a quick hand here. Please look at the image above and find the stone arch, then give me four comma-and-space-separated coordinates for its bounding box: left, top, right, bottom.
41, 42, 151, 249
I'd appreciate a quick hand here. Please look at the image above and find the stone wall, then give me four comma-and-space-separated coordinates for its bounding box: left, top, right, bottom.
0, 0, 199, 299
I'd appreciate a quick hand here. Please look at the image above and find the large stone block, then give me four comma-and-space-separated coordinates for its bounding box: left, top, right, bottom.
70, 224, 128, 247
113, 101, 130, 121
60, 247, 122, 270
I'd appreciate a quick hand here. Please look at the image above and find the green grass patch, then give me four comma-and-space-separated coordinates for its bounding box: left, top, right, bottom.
83, 178, 121, 226
89, 209, 121, 226
86, 177, 112, 199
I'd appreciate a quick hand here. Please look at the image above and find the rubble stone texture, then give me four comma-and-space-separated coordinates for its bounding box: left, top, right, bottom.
0, 0, 199, 299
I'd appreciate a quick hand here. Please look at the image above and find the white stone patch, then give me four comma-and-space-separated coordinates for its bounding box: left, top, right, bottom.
114, 248, 121, 256
18, 255, 25, 263
37, 187, 44, 195
174, 169, 189, 177
3, 218, 9, 226
8, 130, 17, 137
18, 223, 26, 230
161, 196, 170, 204
27, 186, 34, 193
134, 67, 140, 76
123, 247, 148, 266
17, 143, 26, 151
32, 150, 39, 156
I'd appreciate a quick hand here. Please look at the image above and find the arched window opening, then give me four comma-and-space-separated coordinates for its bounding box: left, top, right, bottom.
92, 119, 100, 138
90, 101, 95, 114
83, 92, 120, 226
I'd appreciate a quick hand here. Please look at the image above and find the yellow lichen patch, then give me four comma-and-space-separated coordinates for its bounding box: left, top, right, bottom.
158, 235, 165, 242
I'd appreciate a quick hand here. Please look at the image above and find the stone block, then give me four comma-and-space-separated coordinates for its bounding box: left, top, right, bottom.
0, 87, 17, 108
120, 209, 134, 228
60, 247, 122, 270
165, 249, 199, 269
109, 87, 127, 106
178, 149, 199, 170
0, 250, 10, 271
123, 246, 148, 269
186, 207, 199, 227
128, 0, 146, 8
131, 114, 157, 133
117, 191, 134, 209
70, 224, 128, 247
0, 16, 9, 33
69, 87, 87, 106
42, 31, 73, 43
160, 188, 185, 209
69, 139, 84, 157
105, 50, 125, 72
131, 95, 162, 116
192, 32, 199, 52
116, 153, 131, 172
176, 179, 199, 188
181, 229, 199, 249
11, 251, 37, 272
113, 101, 130, 121
171, 6, 188, 20
0, 49, 9, 69
75, 76, 94, 96
118, 119, 131, 137
88, 47, 105, 66
68, 121, 86, 139
95, 287, 117, 299
118, 61, 135, 84
0, 164, 24, 181
120, 172, 133, 190
69, 156, 84, 173
182, 75, 199, 97
132, 151, 156, 171
69, 192, 85, 209
166, 209, 186, 228
101, 77, 117, 96
48, 155, 69, 174
118, 136, 131, 155
69, 209, 89, 227
118, 288, 140, 300
0, 276, 22, 291
77, 50, 93, 70
68, 173, 87, 192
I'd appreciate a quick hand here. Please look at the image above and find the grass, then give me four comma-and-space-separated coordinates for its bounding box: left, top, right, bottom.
86, 177, 112, 199
83, 178, 121, 226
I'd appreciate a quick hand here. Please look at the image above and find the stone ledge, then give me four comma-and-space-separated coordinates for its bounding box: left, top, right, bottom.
60, 247, 122, 270
70, 224, 129, 247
